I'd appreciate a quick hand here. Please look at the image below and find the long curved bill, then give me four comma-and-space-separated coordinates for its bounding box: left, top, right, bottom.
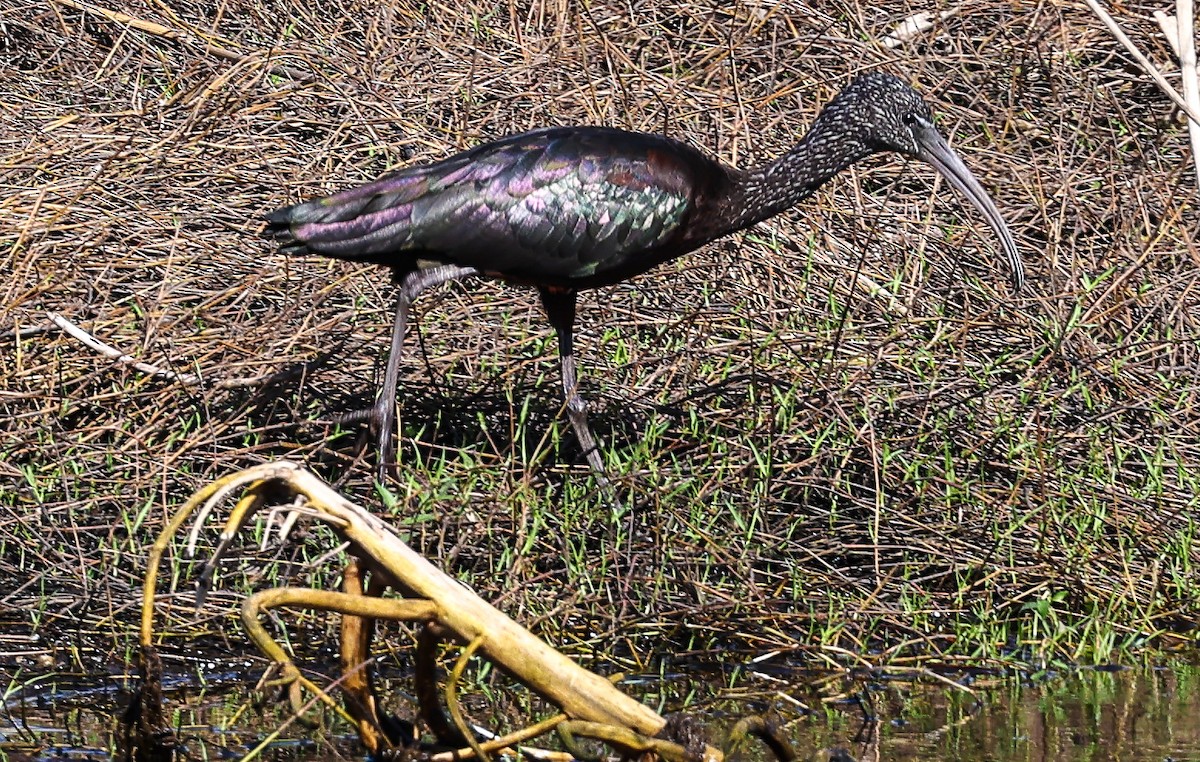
913, 120, 1025, 292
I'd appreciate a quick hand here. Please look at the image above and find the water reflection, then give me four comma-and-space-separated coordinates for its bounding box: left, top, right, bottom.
781, 665, 1200, 761
0, 661, 1197, 760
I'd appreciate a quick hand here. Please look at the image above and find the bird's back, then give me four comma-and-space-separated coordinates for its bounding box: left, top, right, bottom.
266, 126, 733, 287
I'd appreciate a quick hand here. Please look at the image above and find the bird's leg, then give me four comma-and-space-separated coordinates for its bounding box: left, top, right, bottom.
539, 288, 609, 486
372, 265, 477, 481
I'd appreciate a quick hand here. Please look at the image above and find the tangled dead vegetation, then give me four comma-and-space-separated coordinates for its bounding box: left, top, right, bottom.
3, 0, 1199, 681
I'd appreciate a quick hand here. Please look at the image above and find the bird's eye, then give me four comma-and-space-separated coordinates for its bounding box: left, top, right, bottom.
902, 112, 918, 126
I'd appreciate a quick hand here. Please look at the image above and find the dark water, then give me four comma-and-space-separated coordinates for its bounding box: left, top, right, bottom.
780, 665, 1200, 761
1, 663, 1197, 760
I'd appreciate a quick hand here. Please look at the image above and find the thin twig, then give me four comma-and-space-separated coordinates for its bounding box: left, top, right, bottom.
0, 322, 57, 341
48, 310, 203, 385
48, 311, 287, 390
50, 0, 314, 82
1083, 0, 1200, 125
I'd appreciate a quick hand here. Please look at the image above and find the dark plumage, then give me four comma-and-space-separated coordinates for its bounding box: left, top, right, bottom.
265, 72, 1025, 482
269, 126, 712, 288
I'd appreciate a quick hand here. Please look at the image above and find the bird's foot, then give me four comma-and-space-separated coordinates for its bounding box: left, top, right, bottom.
328, 401, 397, 482
330, 408, 373, 425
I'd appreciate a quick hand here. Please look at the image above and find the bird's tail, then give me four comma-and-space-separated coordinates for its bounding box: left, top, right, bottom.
262, 171, 429, 263
262, 203, 314, 256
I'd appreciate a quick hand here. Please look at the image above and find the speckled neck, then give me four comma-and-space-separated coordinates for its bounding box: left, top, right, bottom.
728, 127, 873, 233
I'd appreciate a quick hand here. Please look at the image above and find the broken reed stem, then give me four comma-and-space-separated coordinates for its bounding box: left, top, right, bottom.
1177, 0, 1200, 187
1083, 0, 1200, 126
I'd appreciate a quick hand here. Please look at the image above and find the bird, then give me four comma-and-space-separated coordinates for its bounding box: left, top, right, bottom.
264, 72, 1025, 483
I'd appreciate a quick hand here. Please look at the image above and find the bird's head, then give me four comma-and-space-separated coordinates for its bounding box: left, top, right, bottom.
816, 72, 937, 156
814, 72, 1025, 291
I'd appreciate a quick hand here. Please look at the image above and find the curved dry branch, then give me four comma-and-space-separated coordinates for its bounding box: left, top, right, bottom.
136, 462, 725, 760
135, 462, 798, 762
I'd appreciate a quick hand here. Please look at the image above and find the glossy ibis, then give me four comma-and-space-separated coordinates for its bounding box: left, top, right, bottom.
265, 72, 1024, 483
